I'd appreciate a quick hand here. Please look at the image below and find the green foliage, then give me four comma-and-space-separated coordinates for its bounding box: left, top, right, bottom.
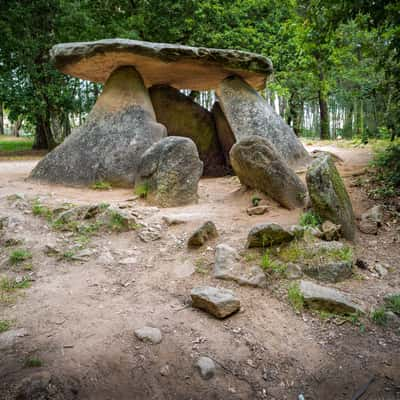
288, 283, 304, 312
299, 211, 322, 228
385, 294, 400, 315
370, 144, 400, 196
25, 357, 43, 368
371, 307, 388, 326
0, 320, 11, 333
108, 211, 127, 231
9, 249, 32, 265
91, 181, 112, 190
135, 182, 149, 199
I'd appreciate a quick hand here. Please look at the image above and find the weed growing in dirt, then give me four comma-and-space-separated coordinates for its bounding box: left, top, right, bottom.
261, 251, 286, 276
9, 249, 32, 265
385, 294, 400, 315
31, 199, 53, 220
108, 211, 127, 231
288, 283, 304, 312
91, 181, 112, 190
299, 211, 322, 228
62, 251, 76, 260
0, 320, 11, 333
0, 276, 30, 291
371, 307, 388, 326
25, 357, 43, 368
251, 195, 261, 206
135, 182, 149, 198
243, 251, 259, 263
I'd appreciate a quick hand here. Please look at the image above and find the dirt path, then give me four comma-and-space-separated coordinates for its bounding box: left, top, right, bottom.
0, 145, 399, 400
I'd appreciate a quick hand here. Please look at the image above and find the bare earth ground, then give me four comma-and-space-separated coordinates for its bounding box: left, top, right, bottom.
0, 145, 399, 400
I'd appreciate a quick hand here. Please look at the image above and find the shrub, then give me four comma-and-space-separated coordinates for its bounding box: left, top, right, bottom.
135, 182, 149, 198
9, 249, 32, 265
288, 283, 304, 312
385, 294, 400, 315
91, 181, 112, 190
371, 307, 388, 326
0, 320, 11, 333
25, 357, 43, 368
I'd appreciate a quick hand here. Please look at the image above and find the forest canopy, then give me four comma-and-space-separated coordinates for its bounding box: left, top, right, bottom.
0, 0, 399, 148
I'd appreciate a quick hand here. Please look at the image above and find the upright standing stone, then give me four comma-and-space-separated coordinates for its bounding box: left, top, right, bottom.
30, 66, 166, 186
150, 85, 226, 176
216, 75, 311, 169
306, 154, 355, 240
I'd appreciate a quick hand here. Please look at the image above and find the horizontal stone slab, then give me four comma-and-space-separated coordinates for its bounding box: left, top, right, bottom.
51, 39, 272, 90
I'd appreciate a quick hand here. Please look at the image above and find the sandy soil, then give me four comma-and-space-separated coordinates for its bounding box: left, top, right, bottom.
0, 144, 399, 400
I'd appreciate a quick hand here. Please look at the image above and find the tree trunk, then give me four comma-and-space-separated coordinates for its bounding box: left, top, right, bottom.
12, 117, 23, 137
0, 102, 4, 135
33, 112, 57, 150
343, 103, 353, 138
318, 89, 330, 140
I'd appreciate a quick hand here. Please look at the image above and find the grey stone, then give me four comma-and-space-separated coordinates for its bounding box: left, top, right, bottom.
150, 85, 226, 176
188, 221, 218, 247
212, 101, 236, 167
136, 136, 203, 207
195, 356, 216, 380
50, 39, 272, 90
246, 205, 269, 216
302, 261, 353, 283
30, 66, 166, 186
359, 205, 384, 235
299, 280, 363, 314
306, 154, 355, 240
217, 76, 311, 169
0, 328, 29, 350
374, 263, 388, 278
246, 223, 294, 248
321, 220, 341, 241
191, 286, 240, 318
134, 326, 162, 344
286, 263, 303, 280
230, 136, 307, 209
213, 244, 267, 288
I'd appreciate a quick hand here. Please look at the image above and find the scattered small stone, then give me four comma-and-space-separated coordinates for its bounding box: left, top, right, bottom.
321, 220, 341, 241
160, 365, 170, 376
194, 356, 216, 380
138, 225, 162, 242
119, 257, 138, 266
246, 205, 269, 216
359, 205, 383, 235
134, 326, 162, 344
299, 280, 364, 314
305, 226, 323, 238
188, 221, 218, 247
191, 286, 240, 318
246, 223, 293, 248
162, 216, 186, 226
374, 263, 388, 278
286, 263, 303, 280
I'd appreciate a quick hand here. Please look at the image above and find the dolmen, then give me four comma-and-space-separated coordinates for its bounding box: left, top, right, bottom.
30, 39, 311, 206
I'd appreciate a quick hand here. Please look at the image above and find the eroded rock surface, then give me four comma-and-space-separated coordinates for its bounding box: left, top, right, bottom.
30, 67, 166, 186
217, 75, 311, 169
230, 136, 307, 209
306, 154, 355, 240
359, 205, 383, 235
136, 136, 203, 207
188, 221, 218, 247
247, 223, 294, 248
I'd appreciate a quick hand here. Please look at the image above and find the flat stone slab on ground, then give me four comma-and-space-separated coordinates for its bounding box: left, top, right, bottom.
299, 280, 363, 314
191, 286, 240, 318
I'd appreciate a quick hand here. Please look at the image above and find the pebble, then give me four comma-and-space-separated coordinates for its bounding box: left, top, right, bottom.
195, 356, 216, 380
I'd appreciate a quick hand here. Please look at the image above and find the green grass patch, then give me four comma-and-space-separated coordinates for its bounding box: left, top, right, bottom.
288, 283, 304, 312
251, 195, 261, 206
25, 357, 43, 368
299, 211, 322, 228
135, 181, 149, 199
385, 294, 400, 315
9, 249, 32, 265
261, 251, 286, 276
91, 181, 112, 190
31, 199, 53, 220
0, 320, 11, 333
371, 307, 388, 326
0, 135, 33, 152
